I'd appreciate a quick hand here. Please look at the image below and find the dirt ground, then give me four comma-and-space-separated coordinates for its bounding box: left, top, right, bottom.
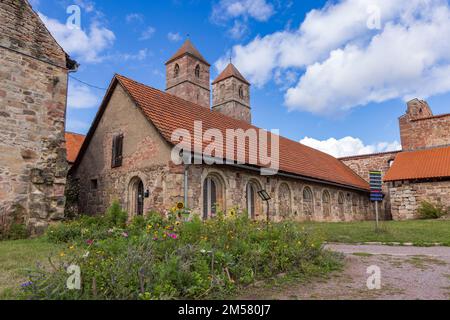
240, 244, 450, 300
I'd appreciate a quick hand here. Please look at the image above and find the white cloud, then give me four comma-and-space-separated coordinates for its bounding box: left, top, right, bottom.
140, 26, 156, 40
119, 49, 149, 61
211, 0, 274, 39
126, 13, 144, 24
67, 82, 100, 109
39, 13, 115, 63
168, 32, 182, 42
228, 20, 248, 39
212, 0, 274, 22
300, 136, 401, 158
217, 0, 450, 115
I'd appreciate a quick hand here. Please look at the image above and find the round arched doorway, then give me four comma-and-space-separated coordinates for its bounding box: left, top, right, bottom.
128, 177, 144, 216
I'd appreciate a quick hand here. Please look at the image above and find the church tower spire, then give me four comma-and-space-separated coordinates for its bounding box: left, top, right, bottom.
212, 63, 251, 123
165, 39, 210, 108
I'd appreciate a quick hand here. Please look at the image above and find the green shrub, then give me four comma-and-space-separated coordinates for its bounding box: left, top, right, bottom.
21, 208, 341, 300
5, 223, 29, 240
418, 201, 448, 220
106, 201, 128, 228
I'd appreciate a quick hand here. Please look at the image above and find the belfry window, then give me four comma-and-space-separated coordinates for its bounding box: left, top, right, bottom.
174, 64, 180, 78
238, 85, 244, 99
195, 64, 200, 78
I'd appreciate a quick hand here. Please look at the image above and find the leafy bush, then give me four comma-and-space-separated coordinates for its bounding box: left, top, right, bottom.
3, 223, 29, 240
22, 208, 341, 300
106, 200, 128, 228
418, 201, 448, 220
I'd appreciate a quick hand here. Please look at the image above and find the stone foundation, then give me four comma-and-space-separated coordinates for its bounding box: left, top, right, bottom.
388, 180, 450, 220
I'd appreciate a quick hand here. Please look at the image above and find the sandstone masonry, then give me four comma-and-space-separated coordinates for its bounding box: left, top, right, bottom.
0, 0, 75, 235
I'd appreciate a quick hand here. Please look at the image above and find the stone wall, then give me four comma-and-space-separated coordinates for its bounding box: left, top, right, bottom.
388, 179, 450, 220
340, 151, 400, 219
0, 0, 69, 235
212, 76, 251, 123
165, 55, 210, 108
399, 99, 450, 151
186, 164, 373, 222
74, 84, 184, 215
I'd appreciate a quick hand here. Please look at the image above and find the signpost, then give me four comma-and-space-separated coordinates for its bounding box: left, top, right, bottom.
369, 171, 383, 230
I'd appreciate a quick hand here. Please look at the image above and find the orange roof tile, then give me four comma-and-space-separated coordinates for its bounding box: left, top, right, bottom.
65, 132, 85, 164
212, 63, 250, 85
111, 74, 368, 191
165, 39, 210, 66
384, 146, 450, 182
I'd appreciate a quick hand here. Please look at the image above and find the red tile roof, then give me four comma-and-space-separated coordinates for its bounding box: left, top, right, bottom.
165, 39, 210, 66
384, 146, 450, 182
111, 74, 368, 191
212, 63, 250, 85
65, 132, 85, 164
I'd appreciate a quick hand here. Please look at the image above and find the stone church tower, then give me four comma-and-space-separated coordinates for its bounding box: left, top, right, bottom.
212, 63, 251, 123
165, 39, 211, 108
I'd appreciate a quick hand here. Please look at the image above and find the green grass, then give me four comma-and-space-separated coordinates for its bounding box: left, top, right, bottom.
299, 220, 450, 246
0, 238, 65, 300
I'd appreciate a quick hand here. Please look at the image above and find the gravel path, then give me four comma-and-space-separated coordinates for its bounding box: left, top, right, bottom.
240, 244, 450, 300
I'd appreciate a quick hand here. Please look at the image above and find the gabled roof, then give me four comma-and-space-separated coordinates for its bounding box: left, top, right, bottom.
384, 146, 450, 182
73, 74, 368, 191
212, 63, 250, 85
165, 39, 210, 66
65, 132, 85, 164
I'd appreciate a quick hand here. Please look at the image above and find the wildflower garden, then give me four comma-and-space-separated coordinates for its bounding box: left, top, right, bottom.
14, 202, 341, 300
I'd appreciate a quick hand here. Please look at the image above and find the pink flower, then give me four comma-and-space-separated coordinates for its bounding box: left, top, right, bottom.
168, 233, 178, 239
86, 239, 94, 246
153, 237, 158, 241
122, 232, 129, 238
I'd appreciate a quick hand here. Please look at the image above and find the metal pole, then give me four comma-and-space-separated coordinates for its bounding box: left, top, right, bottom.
266, 201, 270, 226
375, 201, 379, 230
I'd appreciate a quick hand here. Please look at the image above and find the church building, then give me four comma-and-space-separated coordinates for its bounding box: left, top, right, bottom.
70, 40, 371, 221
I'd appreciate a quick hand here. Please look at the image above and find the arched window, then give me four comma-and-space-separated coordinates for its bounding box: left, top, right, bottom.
174, 64, 180, 78
352, 195, 359, 214
246, 181, 262, 219
278, 183, 292, 218
322, 190, 331, 217
338, 192, 345, 217
203, 175, 224, 220
195, 64, 200, 78
238, 85, 244, 99
363, 197, 369, 215
303, 187, 314, 215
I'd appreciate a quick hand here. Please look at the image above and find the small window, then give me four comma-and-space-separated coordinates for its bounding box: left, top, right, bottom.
174, 64, 180, 78
111, 134, 124, 168
195, 64, 200, 78
238, 85, 244, 99
90, 179, 98, 190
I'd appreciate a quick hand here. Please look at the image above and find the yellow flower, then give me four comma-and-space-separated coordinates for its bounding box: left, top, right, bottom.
177, 202, 184, 210
69, 245, 75, 250
59, 252, 65, 257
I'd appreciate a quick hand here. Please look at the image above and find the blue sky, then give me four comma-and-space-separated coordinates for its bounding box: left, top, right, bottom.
31, 0, 450, 157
